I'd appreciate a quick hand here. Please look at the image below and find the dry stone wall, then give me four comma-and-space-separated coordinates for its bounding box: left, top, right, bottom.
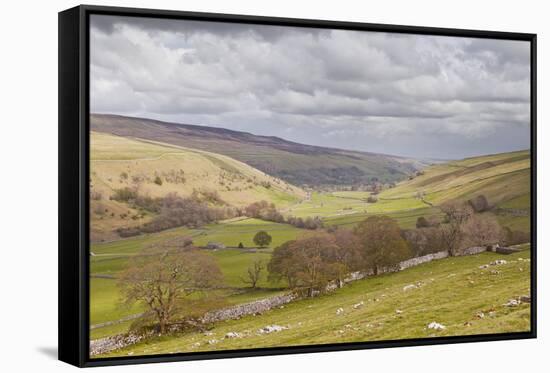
202, 293, 296, 323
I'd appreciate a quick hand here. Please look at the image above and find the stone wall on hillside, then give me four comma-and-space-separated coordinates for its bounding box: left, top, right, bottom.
460, 246, 488, 256
399, 251, 449, 270
202, 293, 296, 323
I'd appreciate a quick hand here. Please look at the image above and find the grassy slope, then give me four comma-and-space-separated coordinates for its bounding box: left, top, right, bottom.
90, 218, 307, 338
97, 248, 531, 357
303, 150, 530, 232
90, 132, 306, 241
89, 149, 532, 342
91, 114, 426, 186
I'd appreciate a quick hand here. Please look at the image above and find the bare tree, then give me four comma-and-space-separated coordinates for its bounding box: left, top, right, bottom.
439, 201, 474, 256
241, 259, 264, 288
461, 214, 504, 248
118, 245, 223, 334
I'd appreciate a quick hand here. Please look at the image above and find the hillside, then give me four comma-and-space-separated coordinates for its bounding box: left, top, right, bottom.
90, 132, 306, 241
91, 114, 427, 186
97, 248, 531, 357
290, 150, 531, 232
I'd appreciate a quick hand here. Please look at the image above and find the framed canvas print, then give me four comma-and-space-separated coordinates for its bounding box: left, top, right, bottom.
58, 5, 537, 367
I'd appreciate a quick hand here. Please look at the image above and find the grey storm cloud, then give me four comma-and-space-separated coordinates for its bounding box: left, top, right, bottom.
89, 14, 531, 159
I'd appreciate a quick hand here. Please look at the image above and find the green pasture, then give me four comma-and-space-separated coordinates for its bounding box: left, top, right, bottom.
98, 248, 531, 357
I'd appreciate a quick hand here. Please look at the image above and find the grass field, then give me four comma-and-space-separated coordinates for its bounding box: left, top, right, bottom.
89, 144, 532, 347
381, 150, 530, 209
91, 114, 428, 187
299, 150, 531, 232
90, 218, 305, 337
90, 132, 306, 241
98, 248, 531, 357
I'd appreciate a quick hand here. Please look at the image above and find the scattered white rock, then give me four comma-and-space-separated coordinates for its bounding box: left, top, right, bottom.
488, 311, 497, 317
427, 322, 446, 331
479, 264, 489, 269
490, 270, 500, 275
344, 324, 352, 329
208, 339, 219, 345
395, 309, 403, 314
518, 258, 524, 262
352, 301, 364, 309
476, 312, 485, 319
258, 325, 288, 334
403, 284, 418, 291
504, 299, 520, 307
336, 307, 345, 315
490, 259, 507, 266
192, 342, 201, 348
203, 331, 214, 336
225, 332, 241, 339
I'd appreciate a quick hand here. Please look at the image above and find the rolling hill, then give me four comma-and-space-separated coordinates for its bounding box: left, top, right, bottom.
317, 150, 531, 232
91, 114, 428, 186
90, 131, 306, 241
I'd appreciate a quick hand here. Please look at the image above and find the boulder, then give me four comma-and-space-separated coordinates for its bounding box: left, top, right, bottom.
352, 301, 364, 310
504, 299, 520, 307
225, 332, 241, 339
427, 322, 446, 330
258, 325, 288, 334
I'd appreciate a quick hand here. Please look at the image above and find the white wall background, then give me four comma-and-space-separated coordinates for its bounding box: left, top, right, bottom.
0, 0, 546, 371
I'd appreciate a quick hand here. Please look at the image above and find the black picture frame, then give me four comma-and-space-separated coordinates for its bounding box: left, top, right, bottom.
59, 4, 537, 367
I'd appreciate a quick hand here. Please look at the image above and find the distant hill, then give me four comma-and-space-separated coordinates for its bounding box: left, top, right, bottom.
380, 150, 531, 231
90, 132, 306, 242
91, 114, 428, 187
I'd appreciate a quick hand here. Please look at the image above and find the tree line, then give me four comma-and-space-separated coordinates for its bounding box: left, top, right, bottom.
244, 200, 323, 229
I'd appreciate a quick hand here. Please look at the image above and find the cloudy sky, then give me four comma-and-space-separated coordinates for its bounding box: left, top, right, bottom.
90, 15, 531, 159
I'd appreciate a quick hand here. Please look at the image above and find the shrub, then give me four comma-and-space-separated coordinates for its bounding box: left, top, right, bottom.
90, 190, 103, 201
468, 195, 490, 212
416, 216, 430, 228
238, 242, 244, 248
367, 196, 378, 203
116, 226, 141, 238
253, 231, 272, 248
111, 187, 138, 202
154, 176, 163, 186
